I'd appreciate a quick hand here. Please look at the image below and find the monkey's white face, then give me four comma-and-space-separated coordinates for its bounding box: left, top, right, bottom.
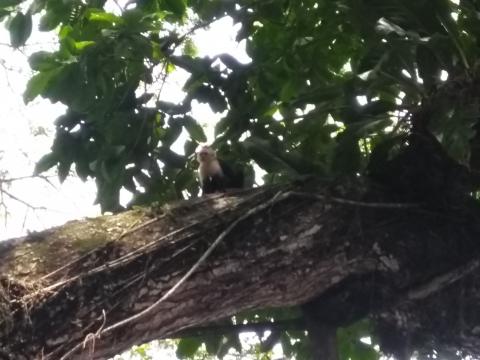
197, 146, 216, 163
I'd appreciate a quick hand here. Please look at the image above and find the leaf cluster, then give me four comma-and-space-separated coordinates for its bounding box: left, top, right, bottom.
3, 0, 478, 212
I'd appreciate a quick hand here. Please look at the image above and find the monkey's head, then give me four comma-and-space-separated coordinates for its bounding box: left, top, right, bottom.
197, 146, 217, 164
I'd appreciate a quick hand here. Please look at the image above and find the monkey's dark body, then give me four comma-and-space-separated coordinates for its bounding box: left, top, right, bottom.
201, 160, 244, 194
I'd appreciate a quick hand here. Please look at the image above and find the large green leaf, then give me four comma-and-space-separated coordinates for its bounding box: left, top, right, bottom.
176, 338, 202, 359
8, 11, 32, 47
242, 137, 299, 175
163, 0, 186, 18
181, 116, 207, 143
28, 51, 59, 71
39, 10, 62, 31
23, 67, 63, 103
34, 152, 58, 175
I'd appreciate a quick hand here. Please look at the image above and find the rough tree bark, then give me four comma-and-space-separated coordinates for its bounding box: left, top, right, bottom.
1, 180, 480, 359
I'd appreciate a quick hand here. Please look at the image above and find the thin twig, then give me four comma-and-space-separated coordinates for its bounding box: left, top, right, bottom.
0, 174, 56, 183
111, 0, 123, 13
1, 188, 47, 211
60, 310, 106, 360
290, 191, 420, 209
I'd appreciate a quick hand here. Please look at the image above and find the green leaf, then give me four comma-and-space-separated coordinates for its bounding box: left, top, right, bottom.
182, 116, 207, 142
58, 25, 73, 40
39, 10, 62, 31
174, 168, 195, 194
28, 51, 59, 71
157, 147, 187, 168
87, 10, 123, 25
28, 0, 45, 14
73, 40, 95, 51
75, 159, 91, 181
0, 8, 10, 21
280, 80, 299, 102
42, 63, 94, 110
9, 11, 32, 47
204, 335, 222, 355
166, 62, 176, 74
95, 177, 122, 212
243, 137, 298, 175
58, 160, 72, 183
351, 343, 379, 360
435, 0, 469, 69
151, 42, 163, 61
163, 0, 186, 18
214, 116, 230, 137
34, 153, 58, 175
190, 85, 228, 113
176, 338, 202, 359
162, 121, 183, 146
23, 67, 62, 103
183, 38, 198, 57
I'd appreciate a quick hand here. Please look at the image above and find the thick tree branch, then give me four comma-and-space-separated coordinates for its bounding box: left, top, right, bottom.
0, 182, 479, 359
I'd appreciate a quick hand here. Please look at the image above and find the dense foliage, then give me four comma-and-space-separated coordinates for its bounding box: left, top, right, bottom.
5, 0, 480, 212
3, 0, 480, 358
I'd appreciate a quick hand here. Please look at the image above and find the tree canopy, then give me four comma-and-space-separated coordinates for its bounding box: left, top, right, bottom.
7, 0, 478, 211
2, 0, 480, 359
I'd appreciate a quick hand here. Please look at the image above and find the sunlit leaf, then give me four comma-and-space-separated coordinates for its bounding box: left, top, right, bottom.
183, 38, 198, 57
87, 10, 123, 25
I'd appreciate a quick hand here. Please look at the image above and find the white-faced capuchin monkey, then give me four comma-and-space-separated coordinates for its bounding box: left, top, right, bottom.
197, 145, 244, 194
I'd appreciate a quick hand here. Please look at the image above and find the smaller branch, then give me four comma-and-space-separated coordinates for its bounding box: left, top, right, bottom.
155, 61, 169, 103
81, 310, 106, 358
176, 19, 214, 45
290, 191, 420, 209
0, 174, 55, 183
407, 259, 480, 301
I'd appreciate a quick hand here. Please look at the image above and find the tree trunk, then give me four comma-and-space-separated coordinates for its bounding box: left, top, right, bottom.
1, 182, 480, 359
